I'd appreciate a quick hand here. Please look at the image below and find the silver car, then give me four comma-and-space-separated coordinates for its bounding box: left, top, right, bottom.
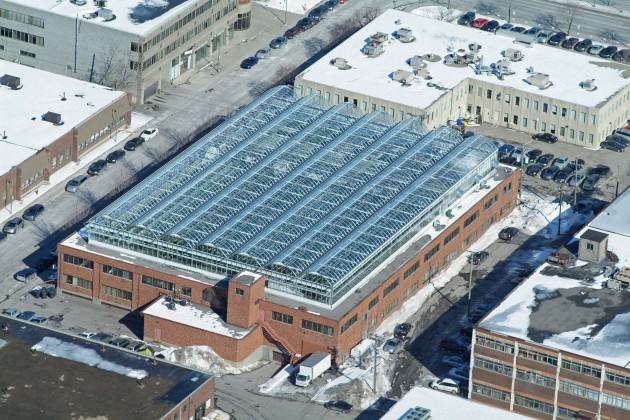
65, 175, 88, 193
3, 217, 24, 234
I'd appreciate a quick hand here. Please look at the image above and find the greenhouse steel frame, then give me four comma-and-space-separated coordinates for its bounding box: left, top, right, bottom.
88, 86, 499, 306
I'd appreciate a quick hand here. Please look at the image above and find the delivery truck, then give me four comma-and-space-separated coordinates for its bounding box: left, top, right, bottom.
294, 352, 331, 387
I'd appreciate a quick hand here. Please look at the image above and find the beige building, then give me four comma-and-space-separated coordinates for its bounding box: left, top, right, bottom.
295, 9, 630, 148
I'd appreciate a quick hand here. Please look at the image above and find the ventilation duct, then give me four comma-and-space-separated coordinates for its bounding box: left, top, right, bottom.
525, 73, 552, 89
580, 79, 597, 91
396, 27, 415, 43
330, 57, 351, 70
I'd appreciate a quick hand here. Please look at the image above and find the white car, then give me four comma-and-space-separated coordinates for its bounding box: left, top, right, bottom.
430, 378, 460, 394
140, 128, 159, 140
79, 331, 98, 339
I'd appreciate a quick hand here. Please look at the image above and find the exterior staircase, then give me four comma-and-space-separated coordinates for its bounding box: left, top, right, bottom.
258, 316, 300, 365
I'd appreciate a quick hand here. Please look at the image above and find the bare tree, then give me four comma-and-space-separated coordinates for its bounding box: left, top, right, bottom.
329, 17, 360, 39
600, 29, 628, 47
94, 46, 133, 90
303, 37, 326, 56
563, 1, 578, 35
436, 7, 453, 21
536, 13, 561, 30
352, 6, 381, 28
476, 1, 498, 15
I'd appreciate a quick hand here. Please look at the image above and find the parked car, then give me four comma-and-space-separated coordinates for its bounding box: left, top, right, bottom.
606, 134, 630, 146
457, 11, 476, 25
394, 322, 412, 339
3, 217, 24, 234
240, 56, 259, 69
581, 175, 600, 192
439, 335, 470, 354
106, 149, 125, 163
499, 156, 518, 166
511, 149, 528, 165
430, 378, 460, 394
600, 141, 625, 152
30, 316, 47, 324
499, 22, 513, 30
442, 354, 468, 369
284, 26, 301, 39
523, 26, 541, 36
566, 174, 585, 187
532, 132, 558, 143
499, 227, 519, 241
324, 400, 353, 413
124, 137, 145, 151
467, 251, 489, 265
498, 143, 515, 156
541, 165, 561, 180
587, 44, 605, 55
79, 331, 98, 339
324, 0, 338, 11
23, 204, 45, 221
614, 127, 630, 138
536, 32, 551, 43
87, 159, 107, 176
612, 49, 630, 63
1, 308, 19, 317
15, 267, 37, 282
269, 36, 288, 49
471, 18, 489, 29
92, 332, 114, 343
525, 163, 544, 176
17, 311, 36, 321
510, 26, 526, 33
599, 45, 618, 58
548, 32, 567, 46
481, 20, 500, 32
255, 47, 272, 60
383, 337, 402, 354
552, 156, 569, 167
536, 153, 554, 165
296, 16, 316, 30
554, 169, 572, 183
561, 37, 579, 49
308, 6, 327, 21
140, 127, 159, 140
65, 175, 87, 192
526, 149, 543, 161
110, 337, 131, 348
574, 38, 593, 52
588, 165, 611, 177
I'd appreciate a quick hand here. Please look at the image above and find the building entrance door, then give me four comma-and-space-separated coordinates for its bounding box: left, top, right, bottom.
170, 57, 180, 81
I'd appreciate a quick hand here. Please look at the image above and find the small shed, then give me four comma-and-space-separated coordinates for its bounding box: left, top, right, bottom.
578, 229, 608, 262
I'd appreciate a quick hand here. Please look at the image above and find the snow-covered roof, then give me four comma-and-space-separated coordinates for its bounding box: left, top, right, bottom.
0, 61, 126, 175
297, 9, 630, 109
382, 386, 529, 420
143, 297, 254, 339
480, 188, 630, 368
9, 0, 196, 35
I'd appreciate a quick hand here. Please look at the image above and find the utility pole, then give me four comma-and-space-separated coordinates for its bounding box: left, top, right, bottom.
557, 184, 563, 236
466, 250, 474, 319
573, 158, 578, 206
616, 164, 621, 198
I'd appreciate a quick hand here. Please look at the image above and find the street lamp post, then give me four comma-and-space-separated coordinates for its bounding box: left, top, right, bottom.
465, 250, 475, 319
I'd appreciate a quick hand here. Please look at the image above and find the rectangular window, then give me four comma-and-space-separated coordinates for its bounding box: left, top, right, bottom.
472, 383, 510, 402
235, 287, 244, 295
551, 105, 557, 115
560, 126, 565, 136
464, 211, 479, 228
486, 89, 492, 99
579, 131, 585, 141
424, 244, 440, 262
462, 232, 477, 247
505, 94, 511, 103
341, 314, 358, 333
533, 100, 539, 111
101, 285, 132, 300
518, 347, 558, 366
571, 109, 576, 120
468, 84, 473, 94
559, 380, 599, 401
301, 319, 334, 336
484, 195, 498, 210
443, 227, 460, 245
368, 296, 379, 310
606, 371, 630, 387
541, 121, 547, 131
63, 254, 94, 269
514, 395, 554, 415
477, 87, 482, 97
474, 357, 513, 376
580, 112, 587, 123
422, 264, 438, 284
602, 393, 630, 411
561, 107, 567, 117
63, 274, 92, 290
569, 129, 575, 139
383, 278, 400, 297
588, 134, 594, 144
523, 117, 528, 128
181, 287, 192, 296
513, 115, 518, 125
503, 113, 508, 123
591, 114, 596, 125
0, 8, 45, 28
515, 96, 520, 106
20, 50, 35, 58
403, 261, 419, 279
142, 275, 174, 291
517, 369, 556, 388
102, 265, 132, 281
476, 335, 515, 354
561, 359, 601, 377
543, 103, 548, 113
271, 311, 293, 325
523, 98, 529, 109
550, 124, 556, 134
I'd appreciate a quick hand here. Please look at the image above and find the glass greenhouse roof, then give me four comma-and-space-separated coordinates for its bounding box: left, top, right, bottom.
88, 86, 498, 305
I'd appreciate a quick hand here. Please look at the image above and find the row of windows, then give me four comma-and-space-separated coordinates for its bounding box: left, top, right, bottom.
63, 254, 94, 269
474, 357, 513, 377
422, 264, 438, 284
271, 311, 293, 325
102, 264, 133, 280
368, 296, 379, 310
476, 335, 515, 354
483, 195, 497, 210
0, 8, 44, 28
141, 275, 174, 291
78, 117, 125, 151
403, 261, 419, 280
102, 285, 132, 301
516, 369, 556, 389
341, 314, 358, 334
424, 244, 440, 262
0, 26, 44, 46
21, 169, 44, 189
471, 383, 510, 402
383, 278, 399, 297
606, 371, 630, 387
518, 347, 558, 366
464, 211, 479, 228
559, 380, 599, 401
603, 392, 630, 411
380, 298, 398, 319
301, 319, 334, 336
514, 394, 554, 415
561, 359, 601, 378
64, 274, 93, 290
443, 227, 460, 245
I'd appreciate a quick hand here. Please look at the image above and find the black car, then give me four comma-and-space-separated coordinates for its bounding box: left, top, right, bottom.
612, 49, 630, 63
124, 137, 145, 151
324, 0, 338, 11
523, 26, 541, 36
23, 204, 45, 221
525, 163, 544, 176
532, 132, 558, 143
548, 32, 567, 46
92, 333, 114, 343
498, 227, 519, 241
573, 38, 592, 52
87, 159, 107, 176
526, 149, 543, 161
324, 400, 353, 413
110, 337, 131, 348
481, 20, 500, 32
510, 26, 526, 33
588, 165, 610, 177
606, 134, 630, 146
240, 56, 258, 69
499, 23, 513, 30
561, 37, 579, 49
296, 16, 316, 30
581, 175, 600, 192
269, 36, 288, 49
599, 45, 618, 58
499, 156, 518, 166
468, 251, 489, 265
554, 169, 572, 183
536, 153, 554, 165
308, 5, 327, 21
457, 11, 476, 25
394, 322, 412, 339
601, 141, 625, 152
106, 149, 125, 163
541, 165, 561, 180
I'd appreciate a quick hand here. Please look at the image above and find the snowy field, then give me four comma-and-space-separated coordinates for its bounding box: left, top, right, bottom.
410, 6, 462, 22
254, 0, 321, 15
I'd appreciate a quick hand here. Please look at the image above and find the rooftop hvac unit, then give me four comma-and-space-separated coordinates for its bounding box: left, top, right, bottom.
408, 55, 426, 70
97, 8, 115, 21
504, 48, 524, 61
525, 73, 552, 89
70, 0, 87, 5
397, 27, 415, 43
94, 0, 107, 6
364, 41, 384, 58
391, 69, 414, 86
367, 32, 389, 44
468, 42, 482, 52
0, 74, 22, 89
495, 59, 514, 74
330, 57, 351, 70
42, 111, 63, 125
416, 68, 431, 79
580, 79, 597, 91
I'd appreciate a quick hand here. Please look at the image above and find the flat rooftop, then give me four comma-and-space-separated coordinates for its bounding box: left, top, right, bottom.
84, 85, 498, 306
8, 0, 195, 35
297, 9, 630, 109
480, 188, 630, 368
0, 315, 211, 419
0, 60, 126, 175
382, 386, 529, 420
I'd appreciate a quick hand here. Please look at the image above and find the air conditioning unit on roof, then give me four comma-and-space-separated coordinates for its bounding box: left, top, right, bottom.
0, 74, 22, 89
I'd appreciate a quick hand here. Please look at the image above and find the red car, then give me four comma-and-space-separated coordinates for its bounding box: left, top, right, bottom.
284, 27, 300, 39
472, 18, 489, 28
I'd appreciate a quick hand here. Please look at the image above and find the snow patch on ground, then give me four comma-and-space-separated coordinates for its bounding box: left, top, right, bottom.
32, 336, 148, 379
203, 408, 231, 420
258, 364, 298, 394
167, 345, 267, 376
254, 0, 320, 15
411, 6, 462, 22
